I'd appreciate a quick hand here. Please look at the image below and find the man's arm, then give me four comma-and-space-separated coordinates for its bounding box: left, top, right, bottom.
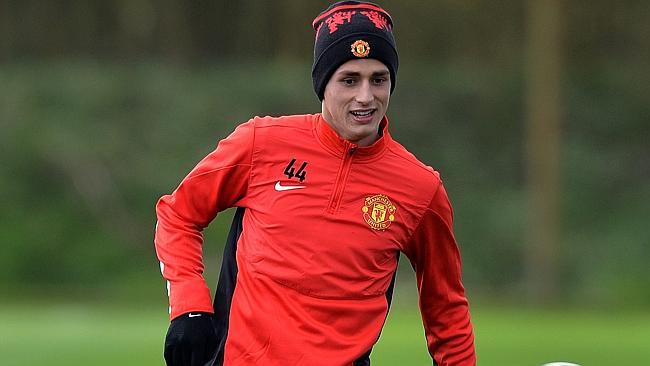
154, 120, 254, 320
403, 182, 476, 366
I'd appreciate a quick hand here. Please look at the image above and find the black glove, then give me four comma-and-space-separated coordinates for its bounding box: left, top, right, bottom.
164, 312, 218, 366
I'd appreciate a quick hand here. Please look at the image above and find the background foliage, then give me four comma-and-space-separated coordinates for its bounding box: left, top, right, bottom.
0, 2, 649, 363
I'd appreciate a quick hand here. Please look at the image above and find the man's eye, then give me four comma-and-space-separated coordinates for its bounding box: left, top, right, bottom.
373, 78, 387, 85
342, 78, 355, 85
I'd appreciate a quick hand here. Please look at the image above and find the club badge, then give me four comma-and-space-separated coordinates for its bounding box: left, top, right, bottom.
351, 40, 371, 58
362, 194, 396, 230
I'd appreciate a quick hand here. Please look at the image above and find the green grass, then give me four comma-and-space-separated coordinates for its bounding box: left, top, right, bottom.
377, 304, 650, 365
1, 302, 648, 365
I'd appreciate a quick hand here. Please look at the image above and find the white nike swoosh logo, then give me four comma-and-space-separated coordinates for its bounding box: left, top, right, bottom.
275, 181, 306, 191
188, 313, 202, 318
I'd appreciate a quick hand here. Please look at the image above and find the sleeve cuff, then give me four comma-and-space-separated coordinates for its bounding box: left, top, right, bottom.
168, 279, 214, 320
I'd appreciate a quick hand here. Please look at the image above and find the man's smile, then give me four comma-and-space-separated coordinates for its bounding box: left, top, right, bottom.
350, 108, 376, 122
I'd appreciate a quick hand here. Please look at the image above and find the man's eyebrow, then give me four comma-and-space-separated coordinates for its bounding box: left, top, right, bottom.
336, 70, 389, 77
337, 71, 361, 76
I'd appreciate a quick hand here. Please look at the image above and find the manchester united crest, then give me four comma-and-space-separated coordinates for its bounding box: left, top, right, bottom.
362, 194, 396, 230
351, 40, 371, 58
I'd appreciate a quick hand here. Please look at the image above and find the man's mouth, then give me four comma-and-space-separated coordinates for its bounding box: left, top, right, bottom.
350, 109, 376, 121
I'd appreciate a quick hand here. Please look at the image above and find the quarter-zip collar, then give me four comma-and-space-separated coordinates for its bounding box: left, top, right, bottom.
314, 113, 390, 161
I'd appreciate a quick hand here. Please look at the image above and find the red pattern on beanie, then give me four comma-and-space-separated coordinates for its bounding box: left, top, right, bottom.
326, 11, 357, 34
360, 11, 391, 31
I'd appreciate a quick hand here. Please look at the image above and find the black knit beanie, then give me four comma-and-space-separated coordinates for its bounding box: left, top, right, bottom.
312, 1, 398, 101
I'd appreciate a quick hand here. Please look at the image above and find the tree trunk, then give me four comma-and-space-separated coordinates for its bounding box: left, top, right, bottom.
524, 0, 564, 303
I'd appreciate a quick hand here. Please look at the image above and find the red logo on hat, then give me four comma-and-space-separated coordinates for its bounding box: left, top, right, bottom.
351, 40, 371, 58
361, 11, 391, 31
326, 11, 356, 34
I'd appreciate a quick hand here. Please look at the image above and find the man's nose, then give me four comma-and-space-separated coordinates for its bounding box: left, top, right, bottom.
354, 81, 373, 104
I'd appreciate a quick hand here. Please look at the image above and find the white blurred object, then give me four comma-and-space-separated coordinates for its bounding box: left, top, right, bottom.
541, 363, 581, 366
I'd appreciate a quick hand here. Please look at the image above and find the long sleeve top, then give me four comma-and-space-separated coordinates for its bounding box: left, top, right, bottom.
155, 114, 475, 365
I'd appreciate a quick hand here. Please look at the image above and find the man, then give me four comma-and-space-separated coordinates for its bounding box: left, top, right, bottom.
155, 2, 476, 365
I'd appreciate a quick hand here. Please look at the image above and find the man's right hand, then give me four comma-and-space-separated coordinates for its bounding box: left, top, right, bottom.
164, 312, 218, 366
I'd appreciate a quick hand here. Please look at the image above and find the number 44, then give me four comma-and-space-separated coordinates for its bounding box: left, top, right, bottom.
284, 159, 307, 182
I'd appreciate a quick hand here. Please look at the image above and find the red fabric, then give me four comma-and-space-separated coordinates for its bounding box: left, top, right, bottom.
404, 184, 476, 365
155, 122, 253, 318
154, 114, 475, 365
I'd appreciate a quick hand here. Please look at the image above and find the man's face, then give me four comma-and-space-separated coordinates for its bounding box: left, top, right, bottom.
321, 58, 391, 147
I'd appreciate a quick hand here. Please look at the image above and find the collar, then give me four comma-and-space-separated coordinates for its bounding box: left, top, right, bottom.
314, 113, 390, 161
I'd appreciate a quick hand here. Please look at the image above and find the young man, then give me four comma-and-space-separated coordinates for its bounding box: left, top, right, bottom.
155, 2, 476, 365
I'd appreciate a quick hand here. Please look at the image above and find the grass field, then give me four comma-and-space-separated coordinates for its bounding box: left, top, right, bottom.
1, 302, 648, 365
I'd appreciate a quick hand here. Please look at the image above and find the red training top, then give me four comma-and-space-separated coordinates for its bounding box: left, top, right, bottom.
155, 114, 475, 365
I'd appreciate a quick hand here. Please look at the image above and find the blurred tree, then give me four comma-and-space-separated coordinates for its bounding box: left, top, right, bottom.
524, 0, 564, 303
273, 0, 311, 62
116, 0, 157, 57
0, 1, 14, 60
